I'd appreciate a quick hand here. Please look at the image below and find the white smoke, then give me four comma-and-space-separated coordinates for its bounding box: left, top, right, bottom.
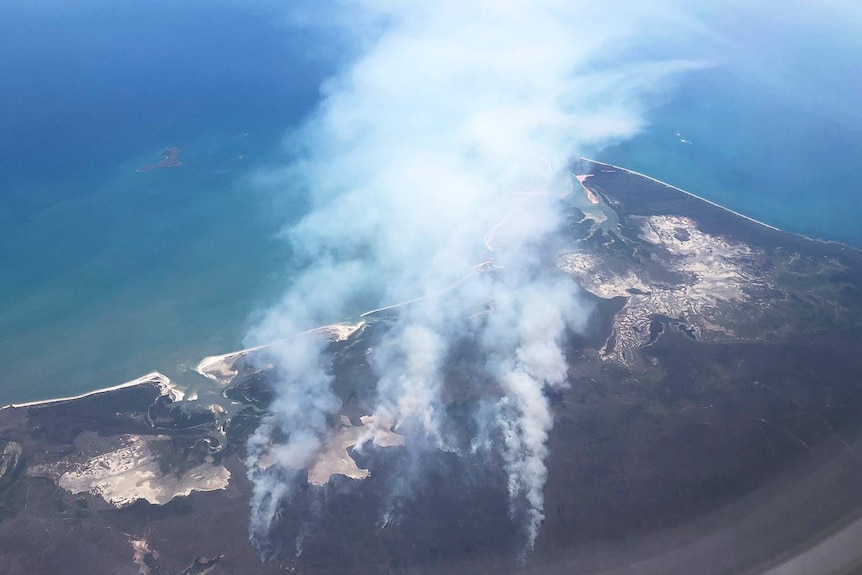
245, 329, 338, 545
484, 275, 588, 552
244, 0, 707, 556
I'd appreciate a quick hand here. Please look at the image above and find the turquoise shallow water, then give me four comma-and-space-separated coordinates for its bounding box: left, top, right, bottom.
0, 133, 302, 403
0, 2, 332, 403
1, 3, 860, 405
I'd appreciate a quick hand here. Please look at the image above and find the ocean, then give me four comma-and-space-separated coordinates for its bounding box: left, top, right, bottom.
1, 3, 860, 404
0, 1, 333, 403
598, 67, 862, 247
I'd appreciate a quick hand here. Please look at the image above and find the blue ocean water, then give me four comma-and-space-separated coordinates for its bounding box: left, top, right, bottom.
1, 3, 860, 405
599, 64, 862, 247
0, 2, 334, 403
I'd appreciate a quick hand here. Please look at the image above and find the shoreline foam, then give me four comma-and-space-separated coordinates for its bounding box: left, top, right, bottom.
580, 157, 781, 232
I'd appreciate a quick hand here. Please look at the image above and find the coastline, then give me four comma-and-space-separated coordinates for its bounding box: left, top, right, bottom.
1, 160, 794, 410
194, 345, 270, 385
360, 260, 492, 318
194, 322, 366, 385
580, 157, 782, 232
0, 371, 182, 410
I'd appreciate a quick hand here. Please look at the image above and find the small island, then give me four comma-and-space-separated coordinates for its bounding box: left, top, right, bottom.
136, 147, 181, 172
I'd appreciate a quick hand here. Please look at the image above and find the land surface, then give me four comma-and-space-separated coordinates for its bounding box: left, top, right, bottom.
136, 147, 182, 172
575, 174, 600, 204
3, 162, 862, 574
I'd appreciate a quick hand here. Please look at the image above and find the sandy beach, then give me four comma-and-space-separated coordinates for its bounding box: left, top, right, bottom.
193, 345, 270, 385
0, 371, 182, 410
193, 322, 366, 385
580, 157, 781, 231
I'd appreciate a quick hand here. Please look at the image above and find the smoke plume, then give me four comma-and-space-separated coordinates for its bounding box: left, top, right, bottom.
244, 0, 704, 555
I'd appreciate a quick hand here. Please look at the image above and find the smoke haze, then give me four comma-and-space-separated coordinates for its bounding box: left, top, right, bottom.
243, 0, 708, 556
